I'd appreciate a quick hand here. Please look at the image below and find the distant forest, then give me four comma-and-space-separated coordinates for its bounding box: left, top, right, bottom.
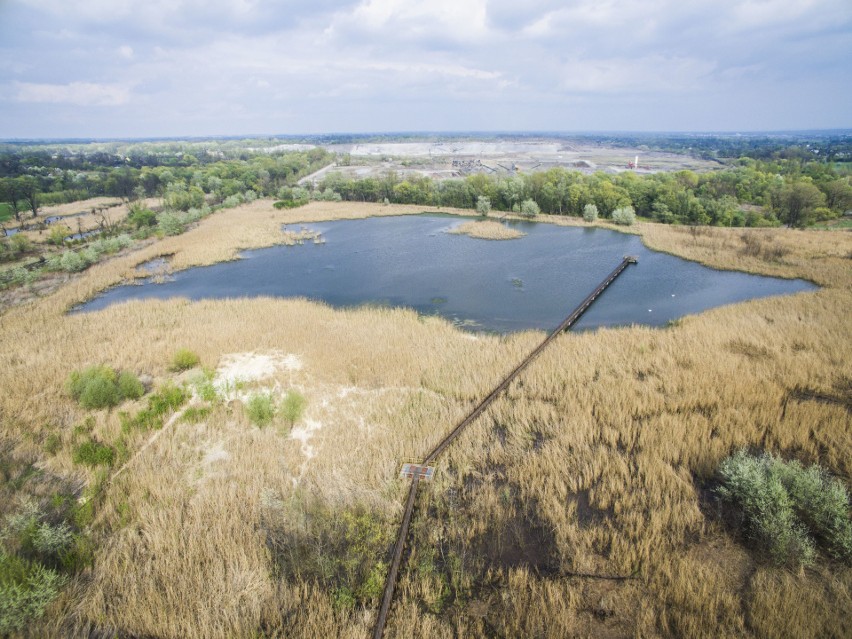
1, 133, 850, 229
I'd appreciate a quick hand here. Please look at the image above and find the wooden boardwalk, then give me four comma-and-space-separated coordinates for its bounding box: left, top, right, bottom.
372, 256, 637, 638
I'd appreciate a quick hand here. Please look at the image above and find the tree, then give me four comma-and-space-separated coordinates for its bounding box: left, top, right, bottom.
582, 203, 598, 222
822, 179, 852, 213
500, 177, 525, 212
0, 178, 22, 222
778, 180, 826, 227
520, 199, 540, 218
611, 206, 636, 226
17, 176, 39, 218
476, 195, 491, 216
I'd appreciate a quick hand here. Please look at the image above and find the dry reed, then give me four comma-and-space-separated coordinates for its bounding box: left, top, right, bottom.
447, 220, 526, 240
0, 200, 849, 637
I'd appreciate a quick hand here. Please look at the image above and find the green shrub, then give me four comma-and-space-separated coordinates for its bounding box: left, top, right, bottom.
128, 206, 157, 229
10, 233, 32, 254
777, 461, 852, 562
520, 199, 540, 218
31, 522, 73, 559
59, 534, 94, 572
148, 383, 188, 415
246, 393, 275, 427
611, 206, 636, 225
121, 383, 189, 431
170, 348, 200, 371
58, 250, 88, 272
117, 370, 144, 400
0, 551, 67, 634
157, 211, 185, 236
583, 203, 599, 222
72, 439, 116, 467
281, 390, 307, 426
717, 450, 851, 566
273, 199, 308, 209
68, 365, 121, 409
195, 377, 218, 402
47, 225, 71, 246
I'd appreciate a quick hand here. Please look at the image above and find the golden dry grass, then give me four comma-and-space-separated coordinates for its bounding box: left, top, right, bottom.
0, 200, 849, 637
37, 197, 123, 218
448, 219, 526, 240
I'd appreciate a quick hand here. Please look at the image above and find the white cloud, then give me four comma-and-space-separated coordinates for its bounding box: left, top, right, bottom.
333, 0, 489, 42
118, 45, 134, 59
558, 56, 717, 94
15, 82, 130, 106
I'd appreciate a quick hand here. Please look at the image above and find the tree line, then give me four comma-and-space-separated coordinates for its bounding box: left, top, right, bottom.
0, 148, 333, 223
316, 157, 852, 228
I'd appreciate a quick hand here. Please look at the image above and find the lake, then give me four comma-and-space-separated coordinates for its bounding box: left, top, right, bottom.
77, 215, 816, 333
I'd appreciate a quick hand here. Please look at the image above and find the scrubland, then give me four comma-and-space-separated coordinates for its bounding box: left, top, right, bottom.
0, 200, 849, 637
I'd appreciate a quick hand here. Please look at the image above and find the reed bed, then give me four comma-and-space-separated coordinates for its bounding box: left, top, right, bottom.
447, 219, 526, 240
0, 201, 849, 637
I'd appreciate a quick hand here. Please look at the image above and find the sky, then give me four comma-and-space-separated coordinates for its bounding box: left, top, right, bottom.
1, 0, 850, 139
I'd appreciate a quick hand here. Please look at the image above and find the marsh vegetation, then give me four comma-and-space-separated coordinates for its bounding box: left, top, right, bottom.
0, 196, 848, 637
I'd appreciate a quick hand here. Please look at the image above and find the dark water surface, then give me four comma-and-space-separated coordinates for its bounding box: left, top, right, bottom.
78, 215, 816, 333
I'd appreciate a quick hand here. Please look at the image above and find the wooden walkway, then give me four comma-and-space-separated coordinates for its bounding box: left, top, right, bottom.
372, 256, 638, 638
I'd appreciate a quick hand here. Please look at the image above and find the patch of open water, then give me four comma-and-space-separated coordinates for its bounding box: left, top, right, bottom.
77, 215, 815, 333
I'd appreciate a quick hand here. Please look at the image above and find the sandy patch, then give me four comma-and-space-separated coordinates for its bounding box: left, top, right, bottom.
290, 418, 323, 461
214, 351, 302, 397
202, 441, 230, 466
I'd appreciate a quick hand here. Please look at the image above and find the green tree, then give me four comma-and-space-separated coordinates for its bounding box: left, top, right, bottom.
582, 203, 598, 222
0, 178, 22, 222
778, 180, 826, 227
519, 199, 540, 218
476, 195, 491, 216
18, 177, 39, 218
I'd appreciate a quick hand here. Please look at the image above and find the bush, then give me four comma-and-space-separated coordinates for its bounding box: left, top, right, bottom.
519, 199, 540, 218
281, 390, 307, 426
128, 206, 157, 229
611, 206, 636, 225
148, 383, 188, 415
47, 225, 70, 246
246, 393, 275, 427
117, 370, 144, 400
58, 250, 88, 272
191, 368, 218, 402
68, 366, 120, 409
170, 348, 200, 371
718, 450, 851, 565
10, 234, 32, 254
121, 383, 188, 432
583, 203, 599, 222
315, 188, 342, 202
0, 551, 67, 634
221, 194, 245, 208
779, 461, 852, 561
157, 211, 185, 236
68, 366, 144, 409
72, 439, 116, 467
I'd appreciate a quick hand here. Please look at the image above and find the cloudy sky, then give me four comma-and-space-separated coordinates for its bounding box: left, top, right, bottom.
1, 0, 850, 138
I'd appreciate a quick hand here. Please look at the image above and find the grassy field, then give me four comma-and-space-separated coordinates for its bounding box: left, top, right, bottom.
0, 200, 849, 637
